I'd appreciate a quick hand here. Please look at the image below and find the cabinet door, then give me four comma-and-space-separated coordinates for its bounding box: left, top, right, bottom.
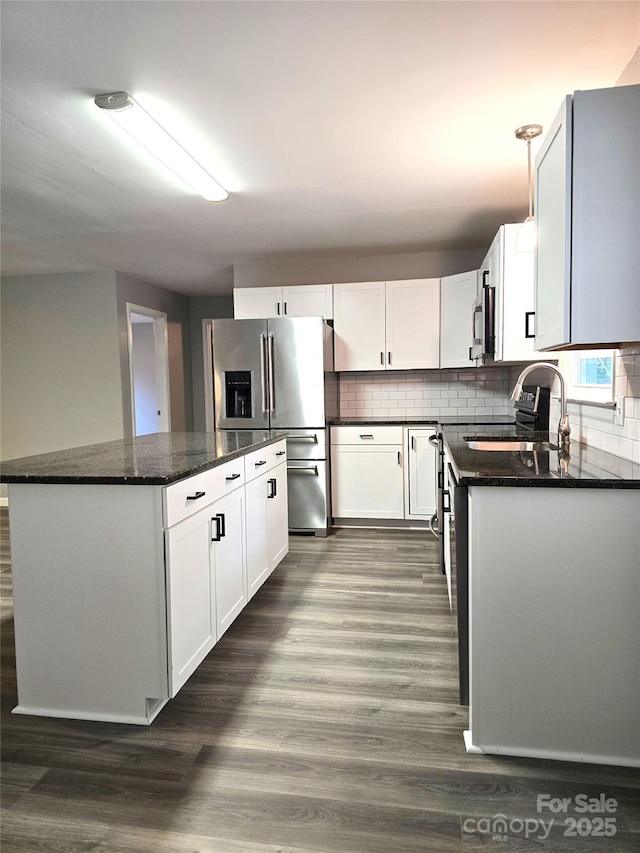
333, 282, 386, 371
385, 279, 440, 370
331, 444, 404, 519
499, 225, 537, 362
440, 271, 477, 368
212, 488, 247, 638
165, 509, 216, 697
282, 285, 333, 319
406, 429, 437, 518
534, 96, 572, 350
267, 462, 289, 570
245, 473, 270, 599
233, 287, 281, 319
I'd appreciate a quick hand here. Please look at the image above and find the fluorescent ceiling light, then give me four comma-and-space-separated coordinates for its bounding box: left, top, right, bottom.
94, 92, 228, 202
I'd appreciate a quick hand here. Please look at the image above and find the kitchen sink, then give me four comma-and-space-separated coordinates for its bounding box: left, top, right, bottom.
466, 440, 558, 452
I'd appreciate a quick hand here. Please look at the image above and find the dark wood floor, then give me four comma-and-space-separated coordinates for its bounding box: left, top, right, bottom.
1, 507, 639, 851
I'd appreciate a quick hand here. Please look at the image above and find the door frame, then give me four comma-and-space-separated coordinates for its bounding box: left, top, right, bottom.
203, 320, 215, 432
126, 303, 171, 434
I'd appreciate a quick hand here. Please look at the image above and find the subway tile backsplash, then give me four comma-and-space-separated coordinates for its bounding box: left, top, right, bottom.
338, 345, 640, 466
338, 367, 514, 419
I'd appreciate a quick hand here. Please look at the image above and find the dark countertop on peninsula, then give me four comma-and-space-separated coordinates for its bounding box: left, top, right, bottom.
0, 431, 289, 486
442, 423, 640, 488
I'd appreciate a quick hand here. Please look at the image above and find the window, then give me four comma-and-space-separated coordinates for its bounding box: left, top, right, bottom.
558, 349, 616, 404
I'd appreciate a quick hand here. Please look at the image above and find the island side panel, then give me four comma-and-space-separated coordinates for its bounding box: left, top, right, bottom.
468, 486, 640, 767
8, 483, 168, 724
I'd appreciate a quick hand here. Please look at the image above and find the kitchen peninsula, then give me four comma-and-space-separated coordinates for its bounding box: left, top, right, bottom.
1, 431, 289, 725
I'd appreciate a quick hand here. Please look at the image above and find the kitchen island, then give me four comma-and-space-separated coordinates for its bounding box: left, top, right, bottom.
1, 431, 289, 724
441, 425, 640, 768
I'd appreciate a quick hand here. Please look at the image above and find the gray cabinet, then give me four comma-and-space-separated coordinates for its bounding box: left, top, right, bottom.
534, 84, 640, 350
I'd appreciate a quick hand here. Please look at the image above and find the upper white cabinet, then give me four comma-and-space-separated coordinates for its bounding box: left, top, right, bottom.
479, 224, 539, 363
233, 285, 333, 319
440, 270, 478, 368
333, 279, 440, 372
534, 84, 640, 351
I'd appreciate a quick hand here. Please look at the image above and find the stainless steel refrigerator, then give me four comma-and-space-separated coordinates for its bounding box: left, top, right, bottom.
212, 317, 338, 535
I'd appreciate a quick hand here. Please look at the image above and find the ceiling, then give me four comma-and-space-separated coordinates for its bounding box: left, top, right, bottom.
1, 1, 638, 296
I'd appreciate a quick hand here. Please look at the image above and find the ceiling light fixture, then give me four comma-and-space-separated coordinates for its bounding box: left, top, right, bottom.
94, 92, 228, 202
514, 123, 542, 252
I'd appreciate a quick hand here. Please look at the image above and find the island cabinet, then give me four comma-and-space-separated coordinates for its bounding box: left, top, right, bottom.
6, 437, 288, 725
534, 84, 640, 350
333, 279, 440, 372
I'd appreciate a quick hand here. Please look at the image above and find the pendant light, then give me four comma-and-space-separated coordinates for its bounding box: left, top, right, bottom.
515, 123, 542, 252
94, 92, 228, 202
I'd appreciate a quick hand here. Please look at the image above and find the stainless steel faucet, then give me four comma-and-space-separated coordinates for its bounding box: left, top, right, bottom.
511, 362, 571, 450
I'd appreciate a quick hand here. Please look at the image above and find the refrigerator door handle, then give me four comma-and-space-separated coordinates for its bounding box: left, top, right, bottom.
259, 334, 268, 414
267, 334, 275, 413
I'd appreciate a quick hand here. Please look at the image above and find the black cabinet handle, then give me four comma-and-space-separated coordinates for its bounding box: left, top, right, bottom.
267, 477, 277, 499
186, 491, 205, 501
255, 459, 267, 467
211, 515, 221, 541
525, 311, 535, 339
225, 473, 241, 481
359, 434, 374, 439
217, 512, 226, 538
469, 346, 473, 362
276, 302, 281, 315
275, 450, 286, 456
283, 302, 287, 315
388, 351, 391, 365
380, 351, 384, 365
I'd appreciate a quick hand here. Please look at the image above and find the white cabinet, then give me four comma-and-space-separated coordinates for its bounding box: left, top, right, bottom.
245, 460, 288, 599
211, 487, 247, 639
165, 507, 216, 697
245, 439, 288, 599
440, 271, 478, 368
333, 279, 440, 372
331, 426, 404, 519
405, 428, 437, 519
233, 285, 333, 319
479, 225, 538, 363
534, 84, 640, 351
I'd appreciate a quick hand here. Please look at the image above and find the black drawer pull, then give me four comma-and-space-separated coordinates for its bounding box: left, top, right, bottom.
186, 491, 205, 501
359, 434, 374, 439
225, 473, 241, 481
275, 450, 286, 456
255, 459, 267, 467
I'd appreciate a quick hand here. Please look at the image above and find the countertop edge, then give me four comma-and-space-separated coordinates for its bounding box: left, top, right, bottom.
1, 432, 288, 486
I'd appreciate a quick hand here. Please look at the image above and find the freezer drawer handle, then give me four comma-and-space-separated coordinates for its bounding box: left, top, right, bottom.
225, 473, 241, 481
267, 478, 277, 498
287, 465, 319, 475
186, 491, 206, 501
288, 434, 318, 442
254, 459, 267, 467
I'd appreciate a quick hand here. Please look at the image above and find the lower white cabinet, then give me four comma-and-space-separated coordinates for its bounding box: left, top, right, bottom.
245, 462, 289, 599
212, 488, 247, 639
331, 425, 438, 523
165, 506, 217, 697
331, 427, 404, 519
405, 428, 437, 519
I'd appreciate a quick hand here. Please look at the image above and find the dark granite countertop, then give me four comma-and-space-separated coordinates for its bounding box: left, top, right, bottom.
442, 424, 640, 488
0, 431, 289, 486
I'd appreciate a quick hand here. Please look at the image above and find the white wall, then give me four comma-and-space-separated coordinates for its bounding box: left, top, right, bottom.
0, 272, 123, 461
233, 248, 485, 288
131, 322, 159, 435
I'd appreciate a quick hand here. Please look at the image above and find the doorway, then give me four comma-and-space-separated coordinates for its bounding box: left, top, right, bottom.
126, 304, 171, 435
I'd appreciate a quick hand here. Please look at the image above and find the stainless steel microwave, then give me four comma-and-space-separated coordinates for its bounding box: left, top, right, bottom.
470, 271, 495, 363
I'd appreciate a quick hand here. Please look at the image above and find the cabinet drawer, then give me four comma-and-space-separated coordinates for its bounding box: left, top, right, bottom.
163, 457, 245, 528
244, 440, 287, 483
330, 426, 403, 445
